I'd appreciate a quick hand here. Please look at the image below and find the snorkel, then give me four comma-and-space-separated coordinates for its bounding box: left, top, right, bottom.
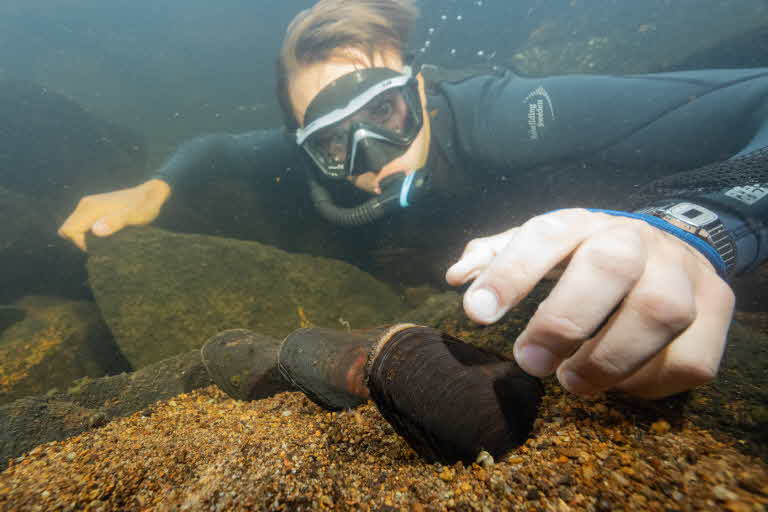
307, 167, 431, 226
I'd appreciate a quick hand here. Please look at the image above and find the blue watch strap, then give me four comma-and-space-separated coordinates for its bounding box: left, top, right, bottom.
585, 208, 728, 278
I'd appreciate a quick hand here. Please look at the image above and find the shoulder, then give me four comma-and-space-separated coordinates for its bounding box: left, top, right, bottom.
419, 63, 511, 94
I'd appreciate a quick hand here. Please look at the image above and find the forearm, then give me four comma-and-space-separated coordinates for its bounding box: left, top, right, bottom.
150, 128, 302, 189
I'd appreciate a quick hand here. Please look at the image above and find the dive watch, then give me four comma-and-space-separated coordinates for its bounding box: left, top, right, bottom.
637, 202, 737, 275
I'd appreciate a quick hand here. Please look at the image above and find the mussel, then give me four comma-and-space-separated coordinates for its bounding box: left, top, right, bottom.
278, 326, 390, 410
278, 323, 543, 464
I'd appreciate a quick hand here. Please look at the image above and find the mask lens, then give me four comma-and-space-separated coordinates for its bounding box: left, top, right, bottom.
308, 122, 350, 176
355, 89, 411, 135
298, 69, 423, 180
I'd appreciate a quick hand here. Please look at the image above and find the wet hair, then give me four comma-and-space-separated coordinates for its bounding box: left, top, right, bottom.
276, 0, 419, 130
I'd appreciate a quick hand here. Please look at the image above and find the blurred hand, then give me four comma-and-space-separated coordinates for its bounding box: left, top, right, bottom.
446, 208, 735, 399
57, 179, 171, 251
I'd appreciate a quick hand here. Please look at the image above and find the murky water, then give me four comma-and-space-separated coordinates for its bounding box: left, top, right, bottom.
1, 0, 767, 470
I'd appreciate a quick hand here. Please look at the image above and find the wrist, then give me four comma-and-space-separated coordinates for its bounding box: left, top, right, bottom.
633, 202, 736, 277
584, 207, 733, 279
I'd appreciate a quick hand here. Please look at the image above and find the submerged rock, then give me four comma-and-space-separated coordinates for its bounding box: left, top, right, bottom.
0, 296, 129, 406
86, 227, 406, 369
0, 78, 146, 303
510, 0, 768, 75
0, 349, 213, 471
0, 187, 87, 303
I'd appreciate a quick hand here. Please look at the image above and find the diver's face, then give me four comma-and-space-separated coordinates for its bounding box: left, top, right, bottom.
289, 48, 431, 195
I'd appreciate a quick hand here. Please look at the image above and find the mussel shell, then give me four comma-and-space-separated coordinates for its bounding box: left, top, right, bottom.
278, 327, 390, 411
365, 325, 543, 464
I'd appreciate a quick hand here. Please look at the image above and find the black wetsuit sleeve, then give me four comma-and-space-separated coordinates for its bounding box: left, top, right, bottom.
634, 91, 768, 277
696, 119, 768, 276
442, 69, 768, 172
150, 128, 305, 188
441, 68, 768, 275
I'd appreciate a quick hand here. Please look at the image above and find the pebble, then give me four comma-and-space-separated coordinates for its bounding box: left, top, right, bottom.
0, 383, 766, 511
475, 450, 494, 468
713, 485, 738, 501
438, 468, 455, 482
737, 471, 768, 496
723, 501, 753, 512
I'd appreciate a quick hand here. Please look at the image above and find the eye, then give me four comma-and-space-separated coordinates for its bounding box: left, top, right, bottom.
318, 130, 344, 148
370, 99, 394, 123
323, 132, 347, 162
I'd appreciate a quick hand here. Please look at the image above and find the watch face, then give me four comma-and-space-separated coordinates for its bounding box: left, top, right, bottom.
667, 202, 717, 227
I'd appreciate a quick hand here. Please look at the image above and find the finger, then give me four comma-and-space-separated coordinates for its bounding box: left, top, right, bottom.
445, 229, 518, 286
463, 209, 606, 324
543, 260, 568, 281
513, 226, 648, 377
58, 208, 100, 251
57, 222, 87, 251
70, 231, 87, 252
613, 275, 734, 399
555, 262, 696, 396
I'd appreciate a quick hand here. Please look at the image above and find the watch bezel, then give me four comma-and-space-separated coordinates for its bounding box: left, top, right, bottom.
641, 201, 737, 276
664, 202, 718, 229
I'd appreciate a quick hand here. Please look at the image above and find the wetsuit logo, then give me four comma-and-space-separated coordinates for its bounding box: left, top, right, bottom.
724, 183, 768, 205
523, 86, 556, 141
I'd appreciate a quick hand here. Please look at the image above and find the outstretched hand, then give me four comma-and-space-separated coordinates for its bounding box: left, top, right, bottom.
446, 208, 735, 399
58, 179, 171, 251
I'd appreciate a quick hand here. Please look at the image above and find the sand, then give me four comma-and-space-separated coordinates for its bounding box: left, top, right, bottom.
2, 382, 766, 511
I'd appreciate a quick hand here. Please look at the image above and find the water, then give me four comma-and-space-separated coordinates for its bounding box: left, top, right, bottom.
1, 0, 765, 160
0, 0, 767, 468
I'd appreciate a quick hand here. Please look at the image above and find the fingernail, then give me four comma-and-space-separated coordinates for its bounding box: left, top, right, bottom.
92, 220, 110, 236
447, 259, 470, 276
558, 368, 596, 396
465, 287, 501, 323
514, 344, 558, 376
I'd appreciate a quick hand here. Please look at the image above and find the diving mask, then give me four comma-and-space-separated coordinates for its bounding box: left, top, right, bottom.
296, 66, 424, 181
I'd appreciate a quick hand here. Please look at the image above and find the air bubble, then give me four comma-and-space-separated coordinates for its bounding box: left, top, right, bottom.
441, 14, 447, 20
450, 48, 456, 55
425, 40, 431, 48
456, 15, 463, 21
428, 27, 435, 34
476, 50, 485, 57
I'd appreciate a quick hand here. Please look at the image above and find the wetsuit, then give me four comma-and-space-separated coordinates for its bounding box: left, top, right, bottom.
153, 67, 768, 278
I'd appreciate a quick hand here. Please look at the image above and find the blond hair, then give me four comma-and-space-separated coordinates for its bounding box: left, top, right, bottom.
276, 0, 419, 129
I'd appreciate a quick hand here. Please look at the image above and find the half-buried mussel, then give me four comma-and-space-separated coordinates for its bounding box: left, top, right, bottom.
278, 326, 390, 410
278, 323, 543, 465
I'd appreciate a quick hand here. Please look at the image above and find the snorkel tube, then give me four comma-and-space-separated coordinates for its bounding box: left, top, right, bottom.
308, 169, 431, 226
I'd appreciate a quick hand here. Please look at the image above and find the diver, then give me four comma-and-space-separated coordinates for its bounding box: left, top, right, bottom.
59, 0, 768, 400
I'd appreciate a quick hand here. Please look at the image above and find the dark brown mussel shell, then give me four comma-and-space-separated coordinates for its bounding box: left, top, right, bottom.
278, 326, 391, 411
365, 324, 544, 464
